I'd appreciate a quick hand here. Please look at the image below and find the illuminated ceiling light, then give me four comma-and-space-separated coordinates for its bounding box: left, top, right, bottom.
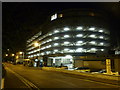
64, 41, 70, 44
41, 53, 44, 55
64, 27, 70, 31
65, 55, 72, 58
101, 49, 104, 51
54, 37, 59, 40
89, 27, 95, 31
54, 30, 59, 33
99, 36, 104, 39
91, 48, 96, 51
76, 48, 83, 52
54, 49, 58, 52
49, 33, 52, 36
76, 34, 83, 37
89, 35, 95, 38
64, 35, 70, 38
76, 26, 83, 30
54, 43, 59, 46
100, 42, 104, 45
64, 48, 69, 51
69, 50, 74, 52
77, 41, 83, 43
99, 30, 103, 32
90, 41, 96, 44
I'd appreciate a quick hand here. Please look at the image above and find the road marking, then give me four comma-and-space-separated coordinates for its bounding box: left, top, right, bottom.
5, 67, 40, 90
1, 78, 5, 89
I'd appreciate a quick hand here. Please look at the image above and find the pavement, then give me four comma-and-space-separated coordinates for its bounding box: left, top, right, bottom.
42, 67, 120, 81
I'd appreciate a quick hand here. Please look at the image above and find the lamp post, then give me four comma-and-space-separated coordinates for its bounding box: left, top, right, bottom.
19, 52, 24, 60
34, 42, 42, 67
34, 42, 41, 60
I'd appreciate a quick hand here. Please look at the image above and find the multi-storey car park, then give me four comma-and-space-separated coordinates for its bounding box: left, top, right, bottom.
26, 9, 110, 68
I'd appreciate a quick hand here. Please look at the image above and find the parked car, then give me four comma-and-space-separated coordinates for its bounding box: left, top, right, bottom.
74, 67, 90, 72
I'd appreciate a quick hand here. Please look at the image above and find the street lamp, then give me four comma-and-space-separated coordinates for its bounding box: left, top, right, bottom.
12, 54, 15, 56
34, 42, 41, 59
19, 52, 24, 60
5, 54, 8, 56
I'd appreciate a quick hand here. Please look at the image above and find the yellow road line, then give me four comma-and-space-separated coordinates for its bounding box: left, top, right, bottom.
5, 67, 40, 90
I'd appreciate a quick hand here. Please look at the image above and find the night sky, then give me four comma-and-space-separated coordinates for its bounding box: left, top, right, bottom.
2, 2, 120, 55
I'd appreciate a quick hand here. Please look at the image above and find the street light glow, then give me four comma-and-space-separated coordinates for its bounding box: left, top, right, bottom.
34, 42, 39, 47
12, 54, 15, 56
19, 52, 23, 54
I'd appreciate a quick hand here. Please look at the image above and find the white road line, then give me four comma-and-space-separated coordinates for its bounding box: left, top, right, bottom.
5, 67, 40, 90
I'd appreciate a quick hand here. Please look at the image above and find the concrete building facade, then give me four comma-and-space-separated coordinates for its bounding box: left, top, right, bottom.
26, 9, 110, 68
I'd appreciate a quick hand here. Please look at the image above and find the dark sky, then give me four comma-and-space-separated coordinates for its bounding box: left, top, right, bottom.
2, 2, 120, 54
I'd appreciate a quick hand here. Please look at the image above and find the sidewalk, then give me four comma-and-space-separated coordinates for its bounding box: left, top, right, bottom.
42, 67, 120, 81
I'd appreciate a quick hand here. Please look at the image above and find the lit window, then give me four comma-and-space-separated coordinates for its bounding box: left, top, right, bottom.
64, 42, 70, 44
99, 36, 104, 39
54, 43, 59, 46
64, 35, 70, 38
76, 26, 83, 30
89, 27, 95, 31
64, 27, 70, 31
99, 30, 103, 32
89, 34, 96, 38
54, 30, 59, 33
76, 34, 83, 37
54, 37, 59, 40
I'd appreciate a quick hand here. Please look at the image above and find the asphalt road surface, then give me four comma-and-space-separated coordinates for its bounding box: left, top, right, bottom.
3, 63, 120, 90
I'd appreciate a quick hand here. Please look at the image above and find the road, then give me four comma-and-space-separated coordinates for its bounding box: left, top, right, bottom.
3, 63, 120, 90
